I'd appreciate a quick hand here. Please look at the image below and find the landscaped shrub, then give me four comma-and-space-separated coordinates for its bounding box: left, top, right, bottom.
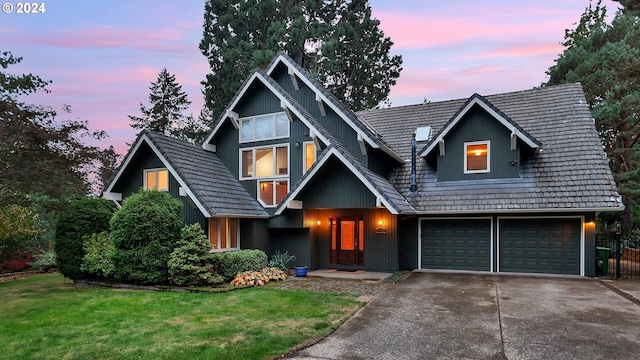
55, 197, 114, 280
0, 252, 33, 273
268, 250, 296, 271
80, 232, 115, 280
31, 250, 56, 272
110, 189, 182, 285
230, 267, 287, 287
210, 249, 268, 282
168, 224, 223, 286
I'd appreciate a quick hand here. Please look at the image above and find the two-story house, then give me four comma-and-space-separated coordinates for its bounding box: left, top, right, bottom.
104, 53, 623, 277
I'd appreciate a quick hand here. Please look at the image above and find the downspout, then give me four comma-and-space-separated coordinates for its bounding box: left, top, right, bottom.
410, 132, 417, 193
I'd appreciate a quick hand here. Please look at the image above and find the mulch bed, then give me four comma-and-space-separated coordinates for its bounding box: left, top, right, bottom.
0, 271, 52, 283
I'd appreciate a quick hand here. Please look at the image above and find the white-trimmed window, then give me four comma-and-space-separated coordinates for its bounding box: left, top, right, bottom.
239, 112, 289, 143
209, 218, 239, 252
144, 169, 169, 191
464, 141, 490, 174
258, 180, 288, 207
303, 141, 316, 173
240, 145, 289, 179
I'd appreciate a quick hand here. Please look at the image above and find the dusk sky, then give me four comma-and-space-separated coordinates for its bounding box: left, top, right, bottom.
2, 0, 619, 154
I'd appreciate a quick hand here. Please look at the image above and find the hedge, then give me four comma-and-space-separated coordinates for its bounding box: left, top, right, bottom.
209, 249, 268, 282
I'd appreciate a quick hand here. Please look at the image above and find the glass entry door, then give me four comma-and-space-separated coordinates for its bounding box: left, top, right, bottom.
331, 217, 364, 266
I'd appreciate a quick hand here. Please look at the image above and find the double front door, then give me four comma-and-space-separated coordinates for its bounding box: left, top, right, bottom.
330, 217, 364, 266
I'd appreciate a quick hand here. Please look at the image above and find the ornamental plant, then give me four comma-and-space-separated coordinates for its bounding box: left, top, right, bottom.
168, 224, 222, 286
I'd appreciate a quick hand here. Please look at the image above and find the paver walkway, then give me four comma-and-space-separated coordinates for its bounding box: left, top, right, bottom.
272, 270, 395, 301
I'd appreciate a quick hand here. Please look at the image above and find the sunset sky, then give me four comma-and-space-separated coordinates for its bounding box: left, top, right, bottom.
2, 0, 619, 154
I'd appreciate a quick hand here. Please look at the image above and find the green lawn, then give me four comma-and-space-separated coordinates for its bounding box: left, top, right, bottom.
0, 274, 363, 360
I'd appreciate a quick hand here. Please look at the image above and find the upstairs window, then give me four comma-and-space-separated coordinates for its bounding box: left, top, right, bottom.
240, 112, 289, 143
258, 180, 288, 207
464, 141, 490, 174
240, 145, 289, 179
304, 141, 316, 173
144, 169, 169, 191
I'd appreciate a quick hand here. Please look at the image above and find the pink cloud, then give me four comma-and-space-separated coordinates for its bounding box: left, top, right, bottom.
6, 25, 191, 52
456, 43, 563, 61
459, 66, 503, 76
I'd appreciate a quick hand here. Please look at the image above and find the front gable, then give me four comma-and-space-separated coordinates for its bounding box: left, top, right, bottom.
296, 157, 377, 209
421, 94, 541, 182
434, 105, 521, 181
108, 141, 167, 199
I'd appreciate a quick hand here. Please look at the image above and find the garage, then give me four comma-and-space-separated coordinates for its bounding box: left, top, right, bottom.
499, 218, 581, 275
420, 218, 491, 271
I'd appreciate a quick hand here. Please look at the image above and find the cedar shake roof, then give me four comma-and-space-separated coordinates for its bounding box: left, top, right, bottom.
141, 131, 268, 217
358, 83, 623, 213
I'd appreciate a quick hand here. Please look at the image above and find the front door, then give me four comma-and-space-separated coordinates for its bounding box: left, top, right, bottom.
331, 217, 364, 266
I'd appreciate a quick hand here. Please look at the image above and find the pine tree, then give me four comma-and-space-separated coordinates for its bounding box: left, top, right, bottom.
199, 0, 403, 118
129, 68, 203, 143
545, 0, 640, 230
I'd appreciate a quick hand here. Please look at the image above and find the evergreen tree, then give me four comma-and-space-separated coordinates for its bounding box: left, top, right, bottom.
129, 68, 203, 143
0, 51, 109, 200
199, 0, 403, 118
545, 0, 640, 230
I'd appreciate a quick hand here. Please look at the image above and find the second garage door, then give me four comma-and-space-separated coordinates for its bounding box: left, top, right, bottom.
421, 219, 491, 271
499, 218, 581, 275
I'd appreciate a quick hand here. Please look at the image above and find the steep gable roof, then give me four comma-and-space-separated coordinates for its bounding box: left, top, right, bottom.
359, 83, 623, 213
419, 93, 541, 157
275, 145, 415, 216
265, 52, 403, 162
105, 130, 268, 218
202, 69, 332, 147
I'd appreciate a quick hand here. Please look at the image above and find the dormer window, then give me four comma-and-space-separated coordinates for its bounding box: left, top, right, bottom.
464, 141, 490, 174
144, 169, 169, 191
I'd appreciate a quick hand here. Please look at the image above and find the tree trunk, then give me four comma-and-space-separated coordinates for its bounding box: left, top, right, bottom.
621, 196, 634, 233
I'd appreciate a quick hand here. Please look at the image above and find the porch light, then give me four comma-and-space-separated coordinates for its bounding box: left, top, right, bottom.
377, 219, 385, 226
315, 220, 321, 226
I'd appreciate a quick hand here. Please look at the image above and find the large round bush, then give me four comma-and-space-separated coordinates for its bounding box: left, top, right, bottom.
55, 197, 114, 280
110, 189, 182, 285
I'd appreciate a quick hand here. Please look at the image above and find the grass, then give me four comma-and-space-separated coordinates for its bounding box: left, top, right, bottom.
0, 274, 363, 360
384, 270, 411, 283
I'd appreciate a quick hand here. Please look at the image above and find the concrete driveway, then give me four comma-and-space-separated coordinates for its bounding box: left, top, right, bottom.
287, 272, 640, 359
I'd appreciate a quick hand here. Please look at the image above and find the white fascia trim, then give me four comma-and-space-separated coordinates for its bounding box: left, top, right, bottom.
202, 72, 262, 147
143, 135, 212, 217
420, 97, 540, 157
274, 147, 399, 215
266, 55, 378, 146
103, 135, 211, 217
213, 213, 270, 219
104, 134, 147, 195
268, 55, 405, 163
202, 71, 330, 149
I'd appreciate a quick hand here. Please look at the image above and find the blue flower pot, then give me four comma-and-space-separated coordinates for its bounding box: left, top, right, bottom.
294, 266, 308, 277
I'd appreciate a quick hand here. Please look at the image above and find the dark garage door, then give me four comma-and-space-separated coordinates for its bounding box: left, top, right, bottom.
499, 218, 581, 275
421, 219, 491, 271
